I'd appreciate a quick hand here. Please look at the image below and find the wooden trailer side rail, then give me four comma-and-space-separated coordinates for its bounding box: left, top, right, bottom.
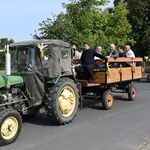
106, 57, 143, 63
73, 57, 143, 86
89, 57, 143, 84
73, 57, 143, 64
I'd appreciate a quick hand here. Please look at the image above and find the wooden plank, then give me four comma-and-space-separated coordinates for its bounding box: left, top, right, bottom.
107, 57, 143, 63
107, 68, 120, 83
77, 80, 100, 87
87, 83, 101, 87
73, 57, 143, 64
73, 59, 80, 64
95, 59, 105, 64
73, 57, 143, 65
77, 80, 88, 86
121, 68, 132, 81
89, 72, 106, 84
133, 66, 142, 79
73, 59, 104, 65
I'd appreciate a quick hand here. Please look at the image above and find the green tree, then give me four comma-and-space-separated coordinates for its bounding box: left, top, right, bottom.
0, 38, 14, 70
33, 0, 132, 54
114, 0, 150, 56
33, 14, 74, 43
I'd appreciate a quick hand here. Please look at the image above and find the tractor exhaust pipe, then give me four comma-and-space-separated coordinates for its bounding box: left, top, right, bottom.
5, 45, 11, 89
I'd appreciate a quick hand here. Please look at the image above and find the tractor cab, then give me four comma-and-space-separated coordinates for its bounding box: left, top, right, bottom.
9, 39, 73, 106
10, 39, 72, 76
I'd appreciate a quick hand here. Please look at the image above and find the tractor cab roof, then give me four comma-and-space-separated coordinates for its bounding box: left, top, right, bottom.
10, 39, 70, 49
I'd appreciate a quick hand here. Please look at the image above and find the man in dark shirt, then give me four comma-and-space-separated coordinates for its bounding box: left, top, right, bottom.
118, 46, 126, 57
118, 46, 127, 67
75, 43, 106, 80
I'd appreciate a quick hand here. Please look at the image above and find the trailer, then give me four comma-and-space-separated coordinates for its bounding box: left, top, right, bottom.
73, 57, 143, 109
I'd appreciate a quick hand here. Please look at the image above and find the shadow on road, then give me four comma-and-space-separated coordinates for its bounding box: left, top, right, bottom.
22, 111, 55, 126
82, 98, 104, 110
22, 93, 133, 126
113, 95, 129, 101
82, 93, 130, 110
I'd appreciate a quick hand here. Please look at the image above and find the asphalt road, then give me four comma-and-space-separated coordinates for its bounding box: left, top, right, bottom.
1, 78, 150, 150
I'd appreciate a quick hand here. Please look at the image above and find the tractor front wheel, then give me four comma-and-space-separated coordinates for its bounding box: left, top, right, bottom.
0, 108, 22, 146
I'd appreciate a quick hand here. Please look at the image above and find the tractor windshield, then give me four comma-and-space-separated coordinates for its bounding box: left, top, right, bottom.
11, 47, 35, 73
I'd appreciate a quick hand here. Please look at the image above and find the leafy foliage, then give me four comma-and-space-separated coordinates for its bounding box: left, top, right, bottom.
33, 0, 132, 54
33, 14, 74, 43
114, 0, 150, 56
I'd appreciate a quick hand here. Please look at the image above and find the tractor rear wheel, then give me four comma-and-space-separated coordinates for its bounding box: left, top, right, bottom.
45, 78, 79, 125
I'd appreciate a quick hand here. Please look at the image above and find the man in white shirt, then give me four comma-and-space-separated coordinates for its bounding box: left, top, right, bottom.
94, 46, 102, 60
125, 45, 135, 58
125, 45, 135, 66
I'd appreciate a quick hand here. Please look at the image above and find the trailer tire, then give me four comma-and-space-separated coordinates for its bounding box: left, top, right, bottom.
45, 78, 79, 125
128, 85, 136, 101
147, 73, 150, 82
0, 108, 22, 146
102, 91, 114, 110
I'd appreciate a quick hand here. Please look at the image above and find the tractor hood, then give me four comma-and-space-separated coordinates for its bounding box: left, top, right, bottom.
0, 75, 24, 88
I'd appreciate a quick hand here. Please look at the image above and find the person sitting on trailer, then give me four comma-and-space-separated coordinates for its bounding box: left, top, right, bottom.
75, 42, 106, 80
106, 44, 119, 68
118, 46, 127, 67
124, 45, 135, 67
94, 46, 102, 60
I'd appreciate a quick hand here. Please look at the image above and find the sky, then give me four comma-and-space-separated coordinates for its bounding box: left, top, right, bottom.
0, 0, 114, 42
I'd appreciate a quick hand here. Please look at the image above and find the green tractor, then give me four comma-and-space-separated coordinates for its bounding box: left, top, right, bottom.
0, 40, 79, 146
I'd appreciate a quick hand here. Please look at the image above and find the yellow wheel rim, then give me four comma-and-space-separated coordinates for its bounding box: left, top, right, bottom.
1, 117, 18, 140
106, 94, 113, 107
58, 86, 76, 117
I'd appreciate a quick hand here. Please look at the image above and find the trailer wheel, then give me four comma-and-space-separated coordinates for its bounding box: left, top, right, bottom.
128, 85, 136, 101
102, 91, 114, 110
147, 73, 150, 82
0, 108, 22, 146
45, 78, 79, 125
